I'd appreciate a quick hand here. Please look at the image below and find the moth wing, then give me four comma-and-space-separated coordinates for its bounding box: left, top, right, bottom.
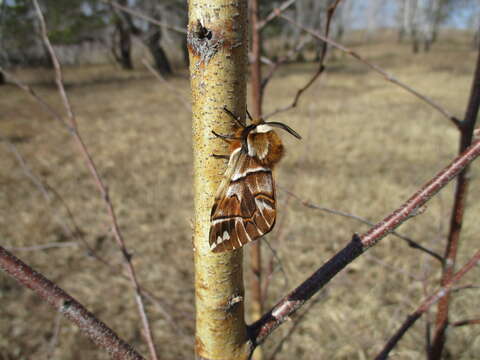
209, 151, 276, 252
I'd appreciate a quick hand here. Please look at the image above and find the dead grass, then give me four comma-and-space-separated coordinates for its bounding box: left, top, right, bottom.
1, 37, 479, 359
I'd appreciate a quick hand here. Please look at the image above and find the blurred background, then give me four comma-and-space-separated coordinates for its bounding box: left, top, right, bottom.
1, 1, 479, 359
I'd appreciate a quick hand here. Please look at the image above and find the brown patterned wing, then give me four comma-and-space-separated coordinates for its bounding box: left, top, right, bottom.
209, 150, 276, 252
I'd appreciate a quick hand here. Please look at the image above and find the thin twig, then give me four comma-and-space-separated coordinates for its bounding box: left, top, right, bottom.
248, 138, 480, 348
364, 253, 425, 282
450, 318, 480, 327
0, 69, 70, 130
262, 239, 290, 301
374, 249, 480, 360
4, 133, 185, 339
278, 14, 462, 129
5, 242, 79, 252
142, 58, 190, 110
2, 139, 86, 244
262, 193, 294, 304
0, 246, 144, 360
45, 313, 62, 360
105, 0, 187, 34
261, 35, 311, 93
31, 2, 159, 359
431, 47, 480, 358
268, 295, 325, 360
279, 186, 444, 263
451, 284, 480, 293
264, 0, 343, 120
256, 0, 297, 31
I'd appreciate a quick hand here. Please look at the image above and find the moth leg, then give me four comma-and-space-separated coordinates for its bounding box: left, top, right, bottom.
246, 108, 253, 121
212, 130, 241, 143
211, 153, 230, 160
223, 106, 246, 128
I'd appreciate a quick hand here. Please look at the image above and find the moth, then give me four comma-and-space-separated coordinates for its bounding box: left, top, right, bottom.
209, 108, 301, 252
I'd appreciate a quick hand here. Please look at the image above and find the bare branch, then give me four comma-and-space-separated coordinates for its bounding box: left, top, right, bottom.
452, 284, 480, 293
104, 0, 187, 34
5, 242, 79, 252
432, 46, 480, 359
261, 36, 311, 93
0, 69, 69, 130
4, 138, 185, 339
278, 187, 444, 263
142, 59, 190, 110
248, 137, 480, 347
450, 318, 480, 327
374, 249, 480, 360
257, 0, 297, 31
264, 0, 343, 120
278, 14, 462, 129
31, 2, 159, 358
0, 246, 144, 360
268, 295, 325, 360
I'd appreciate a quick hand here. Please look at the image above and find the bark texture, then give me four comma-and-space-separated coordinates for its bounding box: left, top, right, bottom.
188, 1, 250, 359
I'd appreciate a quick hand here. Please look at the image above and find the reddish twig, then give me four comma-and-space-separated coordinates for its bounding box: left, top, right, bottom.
248, 137, 480, 348
450, 318, 480, 327
279, 186, 444, 263
278, 14, 462, 129
431, 47, 480, 359
0, 246, 144, 360
0, 69, 69, 130
4, 138, 184, 338
264, 0, 342, 120
374, 249, 480, 360
31, 2, 159, 359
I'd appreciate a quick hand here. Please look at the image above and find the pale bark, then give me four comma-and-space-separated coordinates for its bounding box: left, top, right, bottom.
188, 1, 251, 359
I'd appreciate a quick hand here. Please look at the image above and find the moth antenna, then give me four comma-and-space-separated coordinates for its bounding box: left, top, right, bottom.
265, 121, 302, 139
223, 106, 246, 128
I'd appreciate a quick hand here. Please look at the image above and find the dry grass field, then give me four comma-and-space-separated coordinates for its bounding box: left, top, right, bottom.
1, 35, 479, 359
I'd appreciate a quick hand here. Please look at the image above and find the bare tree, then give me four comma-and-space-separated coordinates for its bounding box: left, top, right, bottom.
364, 0, 385, 41
111, 0, 134, 69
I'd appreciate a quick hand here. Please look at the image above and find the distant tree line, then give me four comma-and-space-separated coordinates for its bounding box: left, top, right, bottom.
0, 0, 187, 75
0, 0, 479, 78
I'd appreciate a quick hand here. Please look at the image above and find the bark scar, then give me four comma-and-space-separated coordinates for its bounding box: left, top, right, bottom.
188, 20, 223, 65
188, 18, 241, 65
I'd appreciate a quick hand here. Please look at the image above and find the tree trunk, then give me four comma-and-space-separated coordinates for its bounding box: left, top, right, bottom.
181, 35, 189, 67
424, 39, 431, 52
115, 19, 133, 70
188, 0, 250, 359
146, 28, 172, 75
110, 0, 134, 70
